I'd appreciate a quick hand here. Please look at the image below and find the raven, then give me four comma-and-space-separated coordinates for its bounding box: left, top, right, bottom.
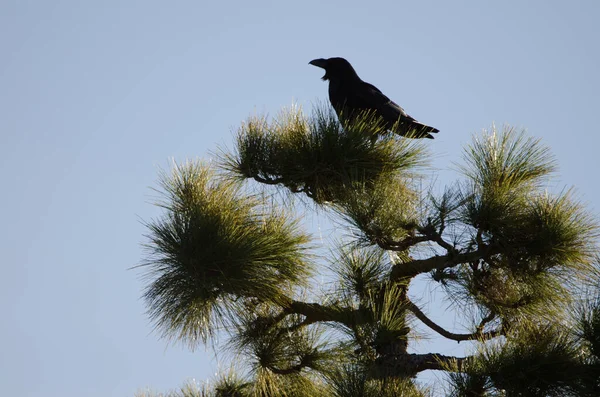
309, 57, 439, 139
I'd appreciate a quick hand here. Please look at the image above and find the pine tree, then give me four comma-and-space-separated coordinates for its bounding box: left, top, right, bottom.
138, 106, 600, 396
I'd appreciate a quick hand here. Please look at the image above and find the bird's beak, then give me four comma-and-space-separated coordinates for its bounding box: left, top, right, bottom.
309, 58, 329, 81
309, 58, 328, 69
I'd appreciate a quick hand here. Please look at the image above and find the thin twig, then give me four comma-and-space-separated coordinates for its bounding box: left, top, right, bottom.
406, 300, 502, 342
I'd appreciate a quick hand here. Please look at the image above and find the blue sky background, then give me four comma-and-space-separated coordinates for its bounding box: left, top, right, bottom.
1, 1, 599, 395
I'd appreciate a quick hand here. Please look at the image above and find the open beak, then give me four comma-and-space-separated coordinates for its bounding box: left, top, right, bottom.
309, 58, 329, 80
309, 58, 328, 69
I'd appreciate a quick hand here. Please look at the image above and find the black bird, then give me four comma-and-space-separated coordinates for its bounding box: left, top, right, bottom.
309, 57, 439, 139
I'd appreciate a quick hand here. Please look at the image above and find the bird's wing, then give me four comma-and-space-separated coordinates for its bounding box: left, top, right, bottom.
355, 82, 418, 122
387, 99, 418, 122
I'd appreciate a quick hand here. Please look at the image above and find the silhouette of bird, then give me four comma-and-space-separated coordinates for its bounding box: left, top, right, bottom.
309, 57, 439, 139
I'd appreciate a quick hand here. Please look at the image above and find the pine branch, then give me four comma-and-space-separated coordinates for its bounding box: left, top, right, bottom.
390, 244, 498, 280
476, 312, 496, 333
376, 223, 457, 253
268, 363, 304, 375
373, 352, 470, 377
269, 351, 471, 378
252, 175, 285, 185
417, 224, 457, 254
406, 301, 502, 342
379, 235, 431, 251
408, 352, 469, 372
282, 299, 359, 328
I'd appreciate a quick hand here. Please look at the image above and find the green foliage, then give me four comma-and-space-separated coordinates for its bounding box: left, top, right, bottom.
136, 374, 251, 397
486, 327, 582, 396
460, 265, 570, 323
460, 126, 555, 237
332, 273, 411, 365
210, 371, 252, 397
578, 295, 600, 361
460, 126, 555, 192
140, 110, 600, 396
223, 105, 426, 203
447, 325, 586, 396
446, 371, 495, 397
326, 364, 430, 397
142, 161, 312, 347
573, 291, 600, 395
365, 283, 411, 354
466, 189, 596, 276
333, 172, 422, 247
135, 381, 207, 397
436, 126, 600, 323
250, 368, 328, 397
230, 304, 339, 377
331, 246, 391, 302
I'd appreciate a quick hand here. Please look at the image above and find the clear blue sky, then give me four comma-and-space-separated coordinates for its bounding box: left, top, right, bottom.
1, 1, 599, 396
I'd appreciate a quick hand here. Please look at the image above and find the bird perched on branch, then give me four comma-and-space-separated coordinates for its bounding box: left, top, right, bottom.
309, 57, 439, 139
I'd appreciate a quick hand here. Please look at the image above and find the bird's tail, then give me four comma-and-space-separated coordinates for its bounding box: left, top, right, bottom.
405, 122, 439, 139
